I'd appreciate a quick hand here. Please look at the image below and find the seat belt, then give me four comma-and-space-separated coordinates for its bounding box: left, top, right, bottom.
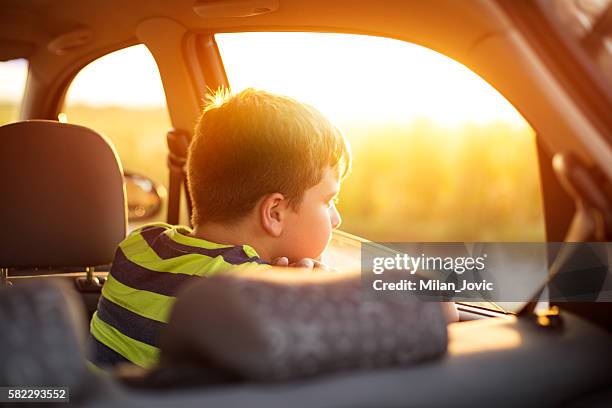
166, 129, 192, 226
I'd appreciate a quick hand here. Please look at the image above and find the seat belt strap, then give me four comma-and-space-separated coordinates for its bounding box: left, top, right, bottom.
166, 129, 191, 225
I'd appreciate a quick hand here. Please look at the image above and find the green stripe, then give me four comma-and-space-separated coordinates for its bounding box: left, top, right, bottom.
102, 274, 174, 322
166, 226, 233, 249
242, 245, 259, 258
131, 222, 174, 234
90, 313, 159, 368
165, 226, 261, 259
119, 232, 251, 277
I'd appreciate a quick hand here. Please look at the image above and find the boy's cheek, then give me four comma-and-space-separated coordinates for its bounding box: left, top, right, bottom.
285, 229, 329, 261
311, 224, 334, 259
281, 209, 333, 259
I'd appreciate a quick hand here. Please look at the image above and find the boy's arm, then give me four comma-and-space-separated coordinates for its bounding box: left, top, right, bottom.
443, 302, 459, 322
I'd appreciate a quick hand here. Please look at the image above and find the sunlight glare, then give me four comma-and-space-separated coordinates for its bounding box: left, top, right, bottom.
65, 45, 166, 108
216, 33, 529, 129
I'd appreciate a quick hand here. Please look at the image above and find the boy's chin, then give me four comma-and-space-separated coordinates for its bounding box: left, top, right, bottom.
278, 240, 328, 263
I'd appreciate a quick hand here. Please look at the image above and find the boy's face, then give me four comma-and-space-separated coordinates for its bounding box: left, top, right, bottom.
280, 166, 342, 261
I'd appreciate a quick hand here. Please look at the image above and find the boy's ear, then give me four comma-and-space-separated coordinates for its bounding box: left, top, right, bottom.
259, 193, 287, 237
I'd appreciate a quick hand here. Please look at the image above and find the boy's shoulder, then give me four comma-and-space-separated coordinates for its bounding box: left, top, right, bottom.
118, 222, 174, 252
128, 222, 175, 237
118, 222, 269, 276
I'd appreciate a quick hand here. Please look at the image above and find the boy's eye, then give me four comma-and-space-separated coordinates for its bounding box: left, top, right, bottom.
328, 197, 339, 208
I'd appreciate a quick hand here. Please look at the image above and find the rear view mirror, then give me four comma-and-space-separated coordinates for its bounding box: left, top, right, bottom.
124, 171, 166, 222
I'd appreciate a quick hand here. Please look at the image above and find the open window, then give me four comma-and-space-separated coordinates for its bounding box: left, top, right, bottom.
214, 33, 546, 314
0, 58, 27, 126
61, 45, 170, 228
215, 33, 545, 243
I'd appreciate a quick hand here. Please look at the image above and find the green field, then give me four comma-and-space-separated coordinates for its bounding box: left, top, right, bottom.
1, 103, 544, 242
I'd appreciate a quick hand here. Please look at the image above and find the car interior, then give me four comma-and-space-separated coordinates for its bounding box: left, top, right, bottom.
1, 0, 612, 407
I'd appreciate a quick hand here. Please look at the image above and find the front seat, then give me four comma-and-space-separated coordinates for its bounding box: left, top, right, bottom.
0, 120, 127, 403
0, 120, 126, 287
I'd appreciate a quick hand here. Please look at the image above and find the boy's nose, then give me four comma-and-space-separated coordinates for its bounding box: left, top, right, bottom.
331, 204, 342, 229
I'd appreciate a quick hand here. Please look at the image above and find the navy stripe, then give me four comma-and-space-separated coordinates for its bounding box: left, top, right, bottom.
89, 334, 131, 367
96, 296, 165, 347
110, 249, 200, 296
140, 226, 268, 265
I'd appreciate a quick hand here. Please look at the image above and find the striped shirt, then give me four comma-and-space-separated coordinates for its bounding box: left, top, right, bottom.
89, 223, 268, 368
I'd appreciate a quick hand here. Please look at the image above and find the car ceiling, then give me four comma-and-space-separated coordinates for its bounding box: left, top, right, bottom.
0, 0, 503, 70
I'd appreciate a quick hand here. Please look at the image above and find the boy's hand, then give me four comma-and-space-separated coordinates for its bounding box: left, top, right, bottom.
272, 257, 331, 271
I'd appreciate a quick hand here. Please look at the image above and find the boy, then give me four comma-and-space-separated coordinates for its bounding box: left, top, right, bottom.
89, 88, 351, 368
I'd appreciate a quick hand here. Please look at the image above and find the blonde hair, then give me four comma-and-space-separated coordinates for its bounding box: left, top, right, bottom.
187, 88, 351, 225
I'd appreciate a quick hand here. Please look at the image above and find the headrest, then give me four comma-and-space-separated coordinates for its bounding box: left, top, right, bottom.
160, 269, 448, 381
0, 120, 126, 268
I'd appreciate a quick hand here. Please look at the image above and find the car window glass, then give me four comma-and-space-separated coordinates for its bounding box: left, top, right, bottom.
215, 32, 545, 242
62, 45, 171, 227
0, 58, 28, 126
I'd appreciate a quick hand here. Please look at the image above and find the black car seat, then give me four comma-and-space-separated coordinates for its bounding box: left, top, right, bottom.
0, 120, 128, 403
0, 120, 127, 314
0, 279, 111, 403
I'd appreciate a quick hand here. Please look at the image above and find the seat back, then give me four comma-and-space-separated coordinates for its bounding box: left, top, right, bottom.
0, 120, 126, 269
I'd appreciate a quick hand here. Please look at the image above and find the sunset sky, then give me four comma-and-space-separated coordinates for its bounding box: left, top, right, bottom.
1, 32, 529, 128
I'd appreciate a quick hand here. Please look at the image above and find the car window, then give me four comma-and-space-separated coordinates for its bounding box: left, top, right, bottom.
0, 58, 28, 126
215, 32, 545, 243
61, 45, 171, 227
